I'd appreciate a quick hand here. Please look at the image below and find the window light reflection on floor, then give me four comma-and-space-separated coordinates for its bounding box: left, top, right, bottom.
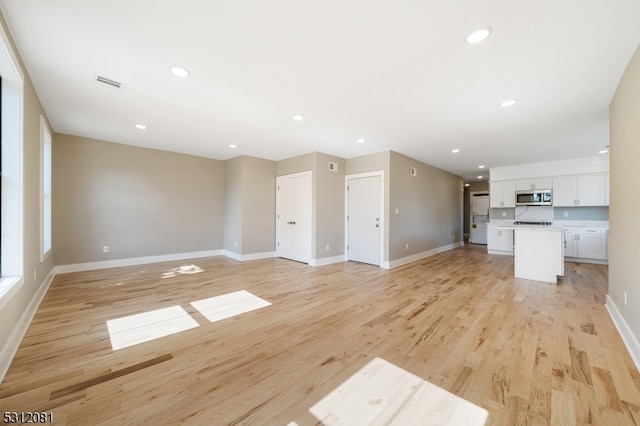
106, 305, 199, 350
105, 290, 271, 351
161, 264, 204, 279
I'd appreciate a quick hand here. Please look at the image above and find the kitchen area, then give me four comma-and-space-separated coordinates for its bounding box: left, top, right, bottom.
468, 157, 609, 284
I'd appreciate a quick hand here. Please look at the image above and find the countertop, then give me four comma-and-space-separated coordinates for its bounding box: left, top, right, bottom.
489, 220, 609, 230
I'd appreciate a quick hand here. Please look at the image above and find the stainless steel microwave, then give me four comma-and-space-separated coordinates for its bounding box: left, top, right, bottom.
516, 189, 552, 206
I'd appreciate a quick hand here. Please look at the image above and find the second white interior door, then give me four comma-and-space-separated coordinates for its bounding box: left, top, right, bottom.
347, 175, 381, 266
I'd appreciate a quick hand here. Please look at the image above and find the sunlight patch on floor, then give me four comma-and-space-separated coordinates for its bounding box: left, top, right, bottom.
309, 357, 488, 425
161, 264, 204, 279
106, 306, 199, 350
190, 290, 271, 323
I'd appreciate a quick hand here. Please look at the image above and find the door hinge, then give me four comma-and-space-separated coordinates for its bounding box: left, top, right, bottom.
347, 245, 349, 250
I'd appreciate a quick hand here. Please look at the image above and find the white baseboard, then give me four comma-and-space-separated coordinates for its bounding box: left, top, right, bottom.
383, 241, 465, 269
0, 270, 56, 383
222, 250, 276, 261
487, 249, 514, 256
564, 257, 608, 265
55, 250, 224, 274
606, 295, 640, 372
309, 255, 345, 266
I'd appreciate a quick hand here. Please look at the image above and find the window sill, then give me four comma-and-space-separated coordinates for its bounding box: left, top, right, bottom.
0, 276, 24, 311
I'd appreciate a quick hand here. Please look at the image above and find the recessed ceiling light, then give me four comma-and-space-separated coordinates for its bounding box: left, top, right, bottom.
598, 148, 609, 154
500, 99, 518, 107
466, 27, 492, 44
357, 138, 366, 144
229, 144, 237, 149
464, 183, 470, 187
451, 148, 460, 153
292, 114, 305, 121
477, 176, 483, 179
478, 165, 486, 169
170, 66, 190, 78
134, 124, 147, 130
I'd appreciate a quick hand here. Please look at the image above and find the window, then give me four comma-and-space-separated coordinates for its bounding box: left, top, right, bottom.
40, 116, 51, 260
0, 21, 24, 306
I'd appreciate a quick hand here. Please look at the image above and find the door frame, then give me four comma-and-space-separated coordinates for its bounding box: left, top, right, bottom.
275, 170, 312, 263
469, 191, 489, 244
344, 171, 385, 267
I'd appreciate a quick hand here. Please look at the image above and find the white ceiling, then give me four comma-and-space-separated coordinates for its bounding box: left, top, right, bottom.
2, 1, 639, 182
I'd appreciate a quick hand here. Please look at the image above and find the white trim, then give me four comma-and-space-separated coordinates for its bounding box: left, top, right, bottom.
0, 20, 25, 280
605, 295, 640, 372
55, 250, 224, 273
40, 115, 53, 262
0, 271, 55, 383
309, 255, 345, 266
0, 276, 24, 311
563, 257, 608, 265
223, 251, 276, 261
345, 170, 385, 267
382, 242, 464, 269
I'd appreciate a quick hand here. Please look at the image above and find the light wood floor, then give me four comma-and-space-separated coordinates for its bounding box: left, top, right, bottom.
1, 244, 639, 425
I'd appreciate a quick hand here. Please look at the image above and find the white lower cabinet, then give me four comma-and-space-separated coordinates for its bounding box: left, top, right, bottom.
563, 227, 607, 261
487, 227, 514, 255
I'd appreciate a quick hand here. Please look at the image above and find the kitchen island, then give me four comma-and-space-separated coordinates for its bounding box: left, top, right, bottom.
490, 224, 565, 284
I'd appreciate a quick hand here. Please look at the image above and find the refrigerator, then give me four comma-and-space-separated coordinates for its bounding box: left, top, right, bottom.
470, 194, 489, 244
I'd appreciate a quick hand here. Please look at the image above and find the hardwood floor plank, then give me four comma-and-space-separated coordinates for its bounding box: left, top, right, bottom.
0, 245, 637, 424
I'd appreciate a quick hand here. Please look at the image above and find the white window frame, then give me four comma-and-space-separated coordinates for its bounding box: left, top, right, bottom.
40, 116, 52, 261
0, 19, 25, 309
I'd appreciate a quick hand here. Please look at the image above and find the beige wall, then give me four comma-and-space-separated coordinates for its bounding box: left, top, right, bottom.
388, 151, 463, 260
241, 157, 276, 254
314, 153, 345, 259
224, 156, 276, 256
223, 156, 243, 254
53, 135, 225, 264
609, 45, 640, 343
0, 14, 55, 361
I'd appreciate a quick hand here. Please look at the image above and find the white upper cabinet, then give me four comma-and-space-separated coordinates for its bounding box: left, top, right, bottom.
490, 180, 516, 208
577, 174, 606, 206
552, 176, 578, 206
515, 177, 553, 191
552, 173, 607, 206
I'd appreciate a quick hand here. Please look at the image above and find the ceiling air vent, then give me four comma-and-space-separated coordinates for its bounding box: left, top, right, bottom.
96, 75, 122, 89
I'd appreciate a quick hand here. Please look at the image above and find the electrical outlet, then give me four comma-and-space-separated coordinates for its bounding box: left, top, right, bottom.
395, 208, 399, 215
326, 244, 330, 251
452, 234, 455, 241
563, 211, 569, 218
502, 212, 507, 217
103, 245, 109, 253
624, 291, 628, 306
234, 241, 238, 247
405, 243, 409, 250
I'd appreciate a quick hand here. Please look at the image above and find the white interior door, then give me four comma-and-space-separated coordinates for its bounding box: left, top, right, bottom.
276, 172, 311, 263
347, 175, 381, 265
